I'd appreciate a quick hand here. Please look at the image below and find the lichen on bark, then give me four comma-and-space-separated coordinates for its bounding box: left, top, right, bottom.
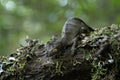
0, 24, 120, 80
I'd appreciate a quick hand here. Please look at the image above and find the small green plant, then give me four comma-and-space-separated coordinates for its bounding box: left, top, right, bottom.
91, 61, 107, 80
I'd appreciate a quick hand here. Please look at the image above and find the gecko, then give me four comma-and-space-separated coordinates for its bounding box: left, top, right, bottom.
50, 17, 94, 56
61, 17, 94, 46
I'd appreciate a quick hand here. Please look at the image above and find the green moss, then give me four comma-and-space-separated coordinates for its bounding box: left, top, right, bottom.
55, 61, 63, 75
0, 24, 120, 80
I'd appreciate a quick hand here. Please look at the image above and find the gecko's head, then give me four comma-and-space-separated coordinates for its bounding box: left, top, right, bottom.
66, 17, 94, 33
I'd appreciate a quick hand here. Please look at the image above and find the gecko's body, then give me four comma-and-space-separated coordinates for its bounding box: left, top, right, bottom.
50, 17, 94, 56
61, 17, 94, 46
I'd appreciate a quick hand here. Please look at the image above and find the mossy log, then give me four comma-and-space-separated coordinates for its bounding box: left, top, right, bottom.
0, 24, 120, 80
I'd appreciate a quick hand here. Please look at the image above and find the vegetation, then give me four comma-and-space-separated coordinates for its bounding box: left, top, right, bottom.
0, 24, 120, 80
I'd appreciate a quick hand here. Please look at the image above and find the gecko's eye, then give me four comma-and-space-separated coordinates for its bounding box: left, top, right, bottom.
81, 27, 86, 30
81, 26, 89, 33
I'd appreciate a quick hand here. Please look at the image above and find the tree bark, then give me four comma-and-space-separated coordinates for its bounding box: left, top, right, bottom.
0, 24, 120, 80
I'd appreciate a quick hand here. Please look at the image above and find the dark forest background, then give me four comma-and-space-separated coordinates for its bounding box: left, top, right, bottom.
0, 0, 120, 55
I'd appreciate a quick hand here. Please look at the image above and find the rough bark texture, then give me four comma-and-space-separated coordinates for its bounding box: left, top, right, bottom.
0, 24, 120, 80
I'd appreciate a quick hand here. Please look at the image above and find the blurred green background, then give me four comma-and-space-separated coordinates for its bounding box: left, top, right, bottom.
0, 0, 120, 56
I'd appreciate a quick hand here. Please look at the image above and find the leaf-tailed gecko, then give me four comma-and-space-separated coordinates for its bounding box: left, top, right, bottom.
50, 17, 94, 56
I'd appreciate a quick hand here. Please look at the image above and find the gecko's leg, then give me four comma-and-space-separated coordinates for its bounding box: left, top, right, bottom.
71, 35, 79, 56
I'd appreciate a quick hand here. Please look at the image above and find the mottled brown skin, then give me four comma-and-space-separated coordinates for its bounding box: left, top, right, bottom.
61, 17, 94, 46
